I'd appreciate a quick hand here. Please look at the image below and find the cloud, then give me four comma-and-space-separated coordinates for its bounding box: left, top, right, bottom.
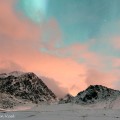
40, 76, 68, 98
0, 0, 120, 97
111, 36, 120, 50
85, 69, 119, 89
0, 0, 87, 97
54, 43, 105, 69
0, 60, 24, 73
0, 0, 42, 42
112, 58, 120, 69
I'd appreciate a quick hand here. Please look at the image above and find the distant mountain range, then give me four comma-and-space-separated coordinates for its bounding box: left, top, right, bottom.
0, 71, 120, 109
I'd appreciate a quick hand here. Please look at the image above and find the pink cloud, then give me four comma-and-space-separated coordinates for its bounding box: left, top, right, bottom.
112, 58, 120, 68
0, 60, 24, 73
0, 0, 87, 96
0, 0, 41, 42
0, 0, 120, 97
111, 36, 120, 50
55, 43, 106, 69
40, 76, 69, 98
85, 69, 119, 89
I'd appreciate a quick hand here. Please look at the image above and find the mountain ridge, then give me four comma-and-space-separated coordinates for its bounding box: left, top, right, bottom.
58, 85, 120, 107
1, 71, 120, 109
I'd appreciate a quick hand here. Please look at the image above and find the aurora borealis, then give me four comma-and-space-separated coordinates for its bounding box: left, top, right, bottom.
0, 0, 120, 96
18, 0, 48, 23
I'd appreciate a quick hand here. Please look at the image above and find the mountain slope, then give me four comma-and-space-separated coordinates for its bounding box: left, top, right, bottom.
0, 92, 29, 109
0, 72, 56, 104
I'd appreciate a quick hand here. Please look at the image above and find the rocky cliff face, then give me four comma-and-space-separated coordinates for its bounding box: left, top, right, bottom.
0, 72, 56, 104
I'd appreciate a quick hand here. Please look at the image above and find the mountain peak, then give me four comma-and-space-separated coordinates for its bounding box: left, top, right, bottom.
86, 85, 110, 92
59, 93, 74, 104
0, 71, 57, 103
75, 85, 120, 104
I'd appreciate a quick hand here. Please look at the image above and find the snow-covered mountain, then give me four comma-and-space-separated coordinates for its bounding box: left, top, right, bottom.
58, 85, 120, 109
74, 85, 120, 104
59, 94, 74, 104
1, 71, 120, 110
0, 71, 57, 104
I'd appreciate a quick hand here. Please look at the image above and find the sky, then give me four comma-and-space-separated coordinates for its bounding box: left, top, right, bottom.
0, 0, 120, 97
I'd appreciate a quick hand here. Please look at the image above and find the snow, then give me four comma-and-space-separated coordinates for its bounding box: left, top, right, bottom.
0, 104, 120, 120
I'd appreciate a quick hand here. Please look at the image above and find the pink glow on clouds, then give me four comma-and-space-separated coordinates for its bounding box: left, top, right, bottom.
0, 0, 120, 96
0, 0, 87, 95
112, 36, 120, 49
0, 0, 41, 42
112, 58, 120, 68
85, 69, 119, 89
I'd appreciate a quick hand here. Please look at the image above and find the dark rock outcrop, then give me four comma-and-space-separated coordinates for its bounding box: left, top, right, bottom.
74, 85, 120, 104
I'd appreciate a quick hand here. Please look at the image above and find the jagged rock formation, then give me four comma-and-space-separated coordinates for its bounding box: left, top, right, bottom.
58, 85, 120, 108
74, 85, 120, 104
59, 94, 74, 104
0, 71, 56, 104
